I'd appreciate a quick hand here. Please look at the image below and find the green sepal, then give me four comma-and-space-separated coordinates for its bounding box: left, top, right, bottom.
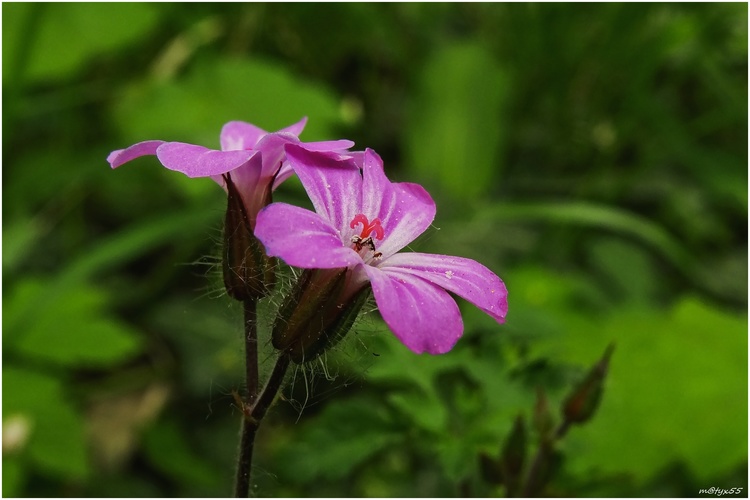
292, 285, 370, 363
272, 269, 369, 363
222, 173, 274, 301
272, 269, 346, 353
500, 414, 527, 497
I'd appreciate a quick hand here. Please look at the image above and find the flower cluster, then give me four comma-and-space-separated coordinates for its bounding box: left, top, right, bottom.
109, 118, 507, 358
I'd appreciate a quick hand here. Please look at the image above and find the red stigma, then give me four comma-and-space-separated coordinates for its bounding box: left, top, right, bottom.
350, 214, 384, 240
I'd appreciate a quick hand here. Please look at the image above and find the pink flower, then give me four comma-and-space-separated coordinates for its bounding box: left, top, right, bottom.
254, 145, 508, 354
107, 118, 354, 227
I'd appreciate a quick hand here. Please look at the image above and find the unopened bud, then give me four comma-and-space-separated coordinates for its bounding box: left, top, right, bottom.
562, 343, 615, 425
222, 174, 275, 301
302, 284, 369, 361
501, 414, 527, 496
272, 269, 368, 363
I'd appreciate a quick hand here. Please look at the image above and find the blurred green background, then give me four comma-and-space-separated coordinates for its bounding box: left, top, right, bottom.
3, 3, 747, 497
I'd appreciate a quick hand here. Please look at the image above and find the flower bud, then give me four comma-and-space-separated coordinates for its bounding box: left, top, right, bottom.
562, 343, 615, 425
272, 269, 368, 363
222, 174, 275, 301
501, 414, 527, 496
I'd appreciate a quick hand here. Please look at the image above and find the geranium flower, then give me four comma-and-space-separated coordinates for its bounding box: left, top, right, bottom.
107, 118, 354, 227
254, 145, 508, 354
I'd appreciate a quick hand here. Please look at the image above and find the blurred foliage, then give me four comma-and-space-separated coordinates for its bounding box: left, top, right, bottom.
2, 3, 747, 497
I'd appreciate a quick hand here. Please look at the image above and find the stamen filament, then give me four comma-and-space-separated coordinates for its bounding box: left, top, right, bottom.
350, 214, 385, 240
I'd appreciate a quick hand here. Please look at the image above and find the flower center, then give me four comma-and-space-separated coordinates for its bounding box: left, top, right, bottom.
349, 214, 384, 259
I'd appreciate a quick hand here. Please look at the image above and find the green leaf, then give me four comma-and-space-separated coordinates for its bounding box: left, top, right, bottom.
4, 207, 220, 337
147, 294, 243, 395
405, 42, 511, 201
142, 420, 221, 492
496, 265, 604, 346
2, 455, 24, 497
588, 238, 660, 304
276, 397, 401, 483
6, 280, 142, 368
113, 57, 346, 147
387, 389, 447, 435
366, 333, 468, 394
3, 3, 160, 83
2, 218, 45, 274
3, 366, 89, 480
363, 334, 467, 434
363, 332, 533, 482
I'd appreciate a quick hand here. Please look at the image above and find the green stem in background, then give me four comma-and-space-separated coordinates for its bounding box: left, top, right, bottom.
476, 201, 743, 306
482, 201, 697, 273
520, 420, 570, 498
476, 201, 746, 303
4, 3, 43, 136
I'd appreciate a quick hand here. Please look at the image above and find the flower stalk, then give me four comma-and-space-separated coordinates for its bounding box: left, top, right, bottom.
234, 296, 258, 498
234, 351, 291, 497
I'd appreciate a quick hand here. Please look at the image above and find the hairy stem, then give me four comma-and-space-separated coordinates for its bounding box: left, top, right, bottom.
244, 298, 259, 405
235, 417, 256, 498
234, 298, 259, 497
234, 317, 291, 497
250, 352, 291, 424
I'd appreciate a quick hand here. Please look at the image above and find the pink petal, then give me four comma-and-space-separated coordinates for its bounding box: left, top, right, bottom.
272, 161, 296, 191
302, 139, 356, 152
380, 253, 508, 323
279, 117, 308, 137
272, 144, 358, 191
364, 265, 463, 354
284, 145, 362, 234
347, 151, 366, 168
255, 132, 300, 178
107, 140, 165, 168
220, 121, 267, 151
360, 149, 436, 258
255, 202, 363, 269
155, 143, 257, 178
